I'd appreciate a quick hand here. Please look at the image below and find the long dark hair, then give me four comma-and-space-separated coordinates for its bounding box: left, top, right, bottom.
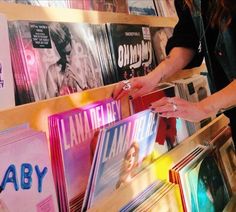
184, 0, 236, 29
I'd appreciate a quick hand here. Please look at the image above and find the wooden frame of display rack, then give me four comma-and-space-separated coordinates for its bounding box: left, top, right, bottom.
0, 2, 229, 211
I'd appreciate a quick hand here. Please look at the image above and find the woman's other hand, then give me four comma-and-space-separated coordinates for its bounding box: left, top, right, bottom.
150, 97, 211, 122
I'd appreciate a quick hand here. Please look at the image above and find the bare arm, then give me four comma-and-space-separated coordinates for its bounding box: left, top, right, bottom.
151, 77, 236, 123
146, 47, 196, 83
199, 80, 236, 116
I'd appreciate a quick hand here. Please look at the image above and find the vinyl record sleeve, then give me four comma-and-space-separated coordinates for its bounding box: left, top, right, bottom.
106, 23, 156, 82
48, 98, 121, 211
83, 109, 159, 210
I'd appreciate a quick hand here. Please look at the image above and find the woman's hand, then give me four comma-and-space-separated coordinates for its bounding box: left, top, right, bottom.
150, 97, 211, 122
112, 47, 195, 100
112, 74, 159, 100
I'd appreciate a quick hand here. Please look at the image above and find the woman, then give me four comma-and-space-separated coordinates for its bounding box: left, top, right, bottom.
116, 142, 139, 189
113, 0, 236, 145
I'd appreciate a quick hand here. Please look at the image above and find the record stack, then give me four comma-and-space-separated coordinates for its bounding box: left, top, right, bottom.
83, 109, 159, 211
173, 74, 213, 135
8, 20, 104, 105
48, 98, 121, 211
0, 124, 58, 212
209, 126, 236, 195
169, 144, 230, 212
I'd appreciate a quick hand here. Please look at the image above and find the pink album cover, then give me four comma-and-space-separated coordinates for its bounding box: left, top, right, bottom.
48, 97, 121, 211
8, 20, 104, 105
0, 127, 58, 212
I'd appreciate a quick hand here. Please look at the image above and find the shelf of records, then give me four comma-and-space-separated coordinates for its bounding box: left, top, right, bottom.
1, 2, 235, 211
0, 79, 235, 211
0, 4, 204, 111
1, 0, 178, 18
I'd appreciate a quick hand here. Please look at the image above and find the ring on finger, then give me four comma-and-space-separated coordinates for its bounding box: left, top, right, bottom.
173, 103, 177, 112
122, 80, 131, 91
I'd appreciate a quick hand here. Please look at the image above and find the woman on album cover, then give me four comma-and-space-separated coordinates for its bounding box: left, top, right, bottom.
116, 142, 140, 189
196, 155, 229, 211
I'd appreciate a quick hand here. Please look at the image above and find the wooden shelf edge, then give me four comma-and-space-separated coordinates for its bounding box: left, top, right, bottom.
0, 83, 130, 137
0, 2, 177, 27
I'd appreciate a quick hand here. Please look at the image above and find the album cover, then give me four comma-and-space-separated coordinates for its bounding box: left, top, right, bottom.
127, 0, 157, 16
0, 14, 15, 109
168, 144, 207, 211
0, 123, 29, 137
211, 126, 236, 195
153, 0, 177, 18
106, 23, 156, 82
48, 98, 121, 211
219, 138, 236, 194
169, 145, 205, 184
85, 0, 128, 13
0, 126, 58, 212
185, 152, 230, 212
83, 109, 159, 210
130, 83, 185, 155
8, 20, 104, 105
150, 27, 174, 64
92, 24, 116, 84
176, 146, 209, 212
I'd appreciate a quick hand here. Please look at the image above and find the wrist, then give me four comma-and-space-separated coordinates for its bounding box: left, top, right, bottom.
147, 66, 164, 83
196, 100, 218, 118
